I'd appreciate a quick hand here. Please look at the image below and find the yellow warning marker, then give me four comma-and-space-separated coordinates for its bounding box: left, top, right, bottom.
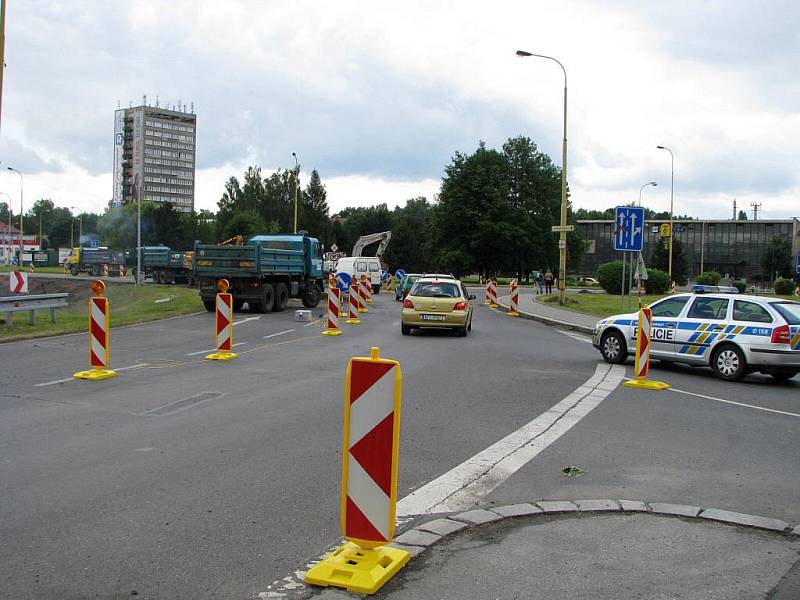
73, 280, 118, 381
623, 305, 671, 390
305, 347, 410, 594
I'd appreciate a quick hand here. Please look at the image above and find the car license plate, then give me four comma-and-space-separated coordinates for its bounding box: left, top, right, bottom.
421, 314, 445, 321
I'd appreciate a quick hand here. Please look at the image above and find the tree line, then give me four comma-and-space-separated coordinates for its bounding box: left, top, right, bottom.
3, 135, 588, 278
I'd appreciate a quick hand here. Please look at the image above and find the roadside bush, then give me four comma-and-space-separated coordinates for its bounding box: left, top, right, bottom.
731, 281, 747, 293
773, 278, 795, 295
695, 271, 722, 285
644, 269, 670, 294
596, 261, 631, 295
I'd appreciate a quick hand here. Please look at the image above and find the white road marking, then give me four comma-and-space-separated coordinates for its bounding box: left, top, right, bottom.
264, 329, 295, 339
664, 384, 800, 418
233, 316, 261, 326
558, 330, 593, 344
396, 363, 625, 516
34, 363, 150, 387
184, 342, 246, 356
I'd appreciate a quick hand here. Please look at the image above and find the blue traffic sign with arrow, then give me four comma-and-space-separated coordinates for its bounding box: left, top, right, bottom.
614, 206, 645, 252
335, 272, 352, 292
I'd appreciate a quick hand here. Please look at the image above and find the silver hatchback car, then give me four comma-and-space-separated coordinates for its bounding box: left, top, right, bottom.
593, 286, 800, 381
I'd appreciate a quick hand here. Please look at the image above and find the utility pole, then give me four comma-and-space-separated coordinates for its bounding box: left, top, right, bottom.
732, 198, 736, 220
0, 0, 6, 138
750, 202, 762, 221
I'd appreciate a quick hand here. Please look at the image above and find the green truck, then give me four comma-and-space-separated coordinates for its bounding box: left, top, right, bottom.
194, 232, 325, 313
125, 246, 195, 285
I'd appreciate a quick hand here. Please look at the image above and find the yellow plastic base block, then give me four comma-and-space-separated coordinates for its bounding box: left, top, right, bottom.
489, 303, 498, 308
346, 318, 361, 325
340, 311, 348, 318
73, 368, 118, 381
507, 311, 520, 317
204, 350, 238, 361
623, 378, 671, 391
321, 329, 343, 336
358, 308, 369, 313
304, 542, 411, 595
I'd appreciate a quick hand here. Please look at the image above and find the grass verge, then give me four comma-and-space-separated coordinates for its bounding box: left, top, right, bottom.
1, 283, 205, 342
535, 292, 799, 318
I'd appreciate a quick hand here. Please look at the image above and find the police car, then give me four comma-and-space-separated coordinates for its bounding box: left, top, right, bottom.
593, 286, 800, 381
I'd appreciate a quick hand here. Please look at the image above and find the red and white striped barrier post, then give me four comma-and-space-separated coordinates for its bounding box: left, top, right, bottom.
205, 279, 238, 361
623, 306, 670, 391
102, 263, 109, 277
119, 264, 127, 278
322, 279, 343, 336
485, 279, 491, 305
73, 280, 117, 380
363, 274, 373, 304
358, 275, 369, 313
305, 346, 410, 594
489, 279, 498, 308
346, 281, 361, 325
508, 278, 520, 317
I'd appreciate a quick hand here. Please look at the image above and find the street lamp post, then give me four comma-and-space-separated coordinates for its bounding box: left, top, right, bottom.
292, 152, 299, 234
7, 166, 23, 254
638, 181, 657, 207
516, 50, 569, 305
631, 181, 657, 304
656, 145, 674, 286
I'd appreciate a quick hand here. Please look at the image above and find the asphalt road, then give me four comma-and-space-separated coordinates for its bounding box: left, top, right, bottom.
1, 292, 798, 599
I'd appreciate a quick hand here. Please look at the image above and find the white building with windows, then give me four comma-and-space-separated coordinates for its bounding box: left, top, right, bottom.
112, 101, 197, 213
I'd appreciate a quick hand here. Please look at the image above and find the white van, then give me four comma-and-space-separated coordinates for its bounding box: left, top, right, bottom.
335, 256, 382, 293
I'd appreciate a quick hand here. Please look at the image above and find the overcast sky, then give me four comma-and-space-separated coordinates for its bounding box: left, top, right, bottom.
1, 1, 798, 220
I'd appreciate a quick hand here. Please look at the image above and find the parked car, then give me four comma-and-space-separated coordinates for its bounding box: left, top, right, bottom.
593, 285, 800, 381
401, 277, 476, 337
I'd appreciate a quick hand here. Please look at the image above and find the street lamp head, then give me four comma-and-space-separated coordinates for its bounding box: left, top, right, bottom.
649, 181, 657, 187
656, 145, 665, 149
515, 50, 533, 57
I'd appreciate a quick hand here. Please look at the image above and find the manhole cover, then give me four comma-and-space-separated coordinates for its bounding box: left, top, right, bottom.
561, 466, 585, 477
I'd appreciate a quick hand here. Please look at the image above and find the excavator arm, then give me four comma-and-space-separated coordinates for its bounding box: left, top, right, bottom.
351, 231, 392, 257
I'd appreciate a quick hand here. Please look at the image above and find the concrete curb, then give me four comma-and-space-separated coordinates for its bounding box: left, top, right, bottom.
260, 499, 800, 599
490, 295, 595, 335
386, 499, 800, 558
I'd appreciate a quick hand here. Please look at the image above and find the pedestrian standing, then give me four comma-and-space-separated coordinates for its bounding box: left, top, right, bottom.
535, 271, 544, 295
544, 269, 554, 294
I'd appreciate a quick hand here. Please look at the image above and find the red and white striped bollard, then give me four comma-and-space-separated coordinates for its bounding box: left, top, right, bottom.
304, 346, 410, 593
73, 279, 117, 380
206, 279, 238, 361
508, 278, 520, 316
322, 280, 343, 336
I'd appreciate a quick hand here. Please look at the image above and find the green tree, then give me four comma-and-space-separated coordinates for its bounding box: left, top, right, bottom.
222, 209, 272, 239
762, 237, 792, 280
153, 203, 186, 246
383, 197, 433, 272
300, 169, 332, 243
433, 142, 512, 277
650, 237, 688, 284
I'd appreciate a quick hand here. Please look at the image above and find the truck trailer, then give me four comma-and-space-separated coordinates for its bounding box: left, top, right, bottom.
126, 246, 195, 285
194, 232, 325, 313
65, 247, 124, 276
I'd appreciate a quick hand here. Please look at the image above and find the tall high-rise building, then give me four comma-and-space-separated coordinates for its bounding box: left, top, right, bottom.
112, 103, 196, 213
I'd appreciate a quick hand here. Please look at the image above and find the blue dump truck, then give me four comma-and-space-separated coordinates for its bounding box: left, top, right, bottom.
194, 232, 325, 313
125, 246, 195, 285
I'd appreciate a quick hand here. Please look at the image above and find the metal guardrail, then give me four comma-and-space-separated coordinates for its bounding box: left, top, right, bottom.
0, 293, 69, 331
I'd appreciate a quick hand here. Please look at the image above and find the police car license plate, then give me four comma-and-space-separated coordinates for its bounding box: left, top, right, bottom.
421, 314, 445, 321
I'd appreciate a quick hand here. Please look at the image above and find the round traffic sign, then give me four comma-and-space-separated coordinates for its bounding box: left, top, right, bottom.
395, 268, 406, 282
336, 271, 352, 292
380, 270, 389, 283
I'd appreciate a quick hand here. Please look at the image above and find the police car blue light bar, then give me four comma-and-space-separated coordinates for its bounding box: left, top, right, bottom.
691, 285, 739, 294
